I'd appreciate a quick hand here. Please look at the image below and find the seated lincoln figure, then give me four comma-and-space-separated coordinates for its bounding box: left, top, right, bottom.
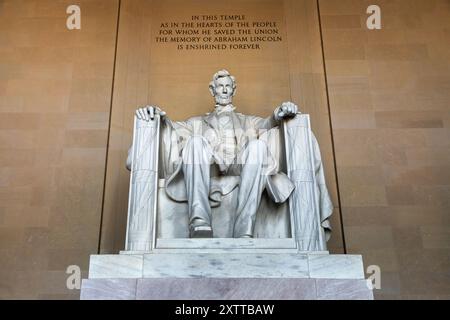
133, 70, 300, 238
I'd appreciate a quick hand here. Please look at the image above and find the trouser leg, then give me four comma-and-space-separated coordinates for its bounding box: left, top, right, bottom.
181, 136, 214, 237
233, 140, 269, 238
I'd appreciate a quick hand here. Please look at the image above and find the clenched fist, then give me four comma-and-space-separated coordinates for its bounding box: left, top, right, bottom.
274, 101, 299, 121
135, 105, 167, 121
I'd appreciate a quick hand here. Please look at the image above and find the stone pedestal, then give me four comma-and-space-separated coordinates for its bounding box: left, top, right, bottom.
80, 253, 373, 300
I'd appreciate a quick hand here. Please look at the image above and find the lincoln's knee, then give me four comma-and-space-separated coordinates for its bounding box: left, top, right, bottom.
182, 135, 212, 164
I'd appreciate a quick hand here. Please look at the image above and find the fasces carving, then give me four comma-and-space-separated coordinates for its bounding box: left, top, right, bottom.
126, 116, 160, 251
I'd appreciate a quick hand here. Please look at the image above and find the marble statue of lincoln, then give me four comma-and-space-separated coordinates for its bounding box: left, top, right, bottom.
132, 69, 300, 238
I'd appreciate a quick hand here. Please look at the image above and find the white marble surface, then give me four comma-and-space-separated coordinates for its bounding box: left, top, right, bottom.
135, 278, 317, 300
284, 115, 325, 251
83, 253, 372, 300
125, 115, 160, 251
308, 254, 365, 279
80, 279, 137, 300
81, 278, 374, 300
315, 279, 374, 300
155, 238, 297, 249
88, 253, 366, 280
142, 253, 309, 278
89, 254, 143, 279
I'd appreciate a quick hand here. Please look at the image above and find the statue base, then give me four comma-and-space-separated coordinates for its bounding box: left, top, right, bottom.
80, 252, 373, 300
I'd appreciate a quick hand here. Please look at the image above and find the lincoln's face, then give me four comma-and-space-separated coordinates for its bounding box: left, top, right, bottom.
213, 76, 234, 106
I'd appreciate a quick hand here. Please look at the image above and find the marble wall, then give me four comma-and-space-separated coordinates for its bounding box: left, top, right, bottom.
0, 0, 119, 298
319, 0, 450, 299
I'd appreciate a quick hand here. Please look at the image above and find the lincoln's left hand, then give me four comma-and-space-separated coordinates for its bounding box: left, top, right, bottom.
274, 101, 299, 121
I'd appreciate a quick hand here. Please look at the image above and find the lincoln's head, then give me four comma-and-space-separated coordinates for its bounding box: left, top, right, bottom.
209, 69, 237, 107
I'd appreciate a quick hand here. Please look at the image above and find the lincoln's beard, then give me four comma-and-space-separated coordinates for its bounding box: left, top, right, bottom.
215, 95, 233, 106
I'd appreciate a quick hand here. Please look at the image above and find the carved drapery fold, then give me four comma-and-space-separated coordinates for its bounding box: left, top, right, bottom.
283, 114, 326, 251
125, 115, 160, 251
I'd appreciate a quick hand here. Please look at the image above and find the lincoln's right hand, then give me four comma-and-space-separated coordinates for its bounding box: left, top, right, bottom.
135, 105, 167, 121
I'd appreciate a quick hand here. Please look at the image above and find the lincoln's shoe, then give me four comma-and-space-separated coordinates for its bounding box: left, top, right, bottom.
189, 219, 213, 238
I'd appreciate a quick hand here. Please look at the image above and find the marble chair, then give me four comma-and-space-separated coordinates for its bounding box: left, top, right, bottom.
125, 113, 329, 252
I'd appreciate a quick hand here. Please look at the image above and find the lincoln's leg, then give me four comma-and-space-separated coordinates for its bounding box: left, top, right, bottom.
182, 135, 214, 238
233, 140, 269, 238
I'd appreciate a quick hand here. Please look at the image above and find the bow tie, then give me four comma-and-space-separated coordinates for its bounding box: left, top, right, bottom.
214, 104, 236, 115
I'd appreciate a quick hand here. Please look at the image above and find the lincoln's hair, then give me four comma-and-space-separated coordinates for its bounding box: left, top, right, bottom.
209, 69, 236, 91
